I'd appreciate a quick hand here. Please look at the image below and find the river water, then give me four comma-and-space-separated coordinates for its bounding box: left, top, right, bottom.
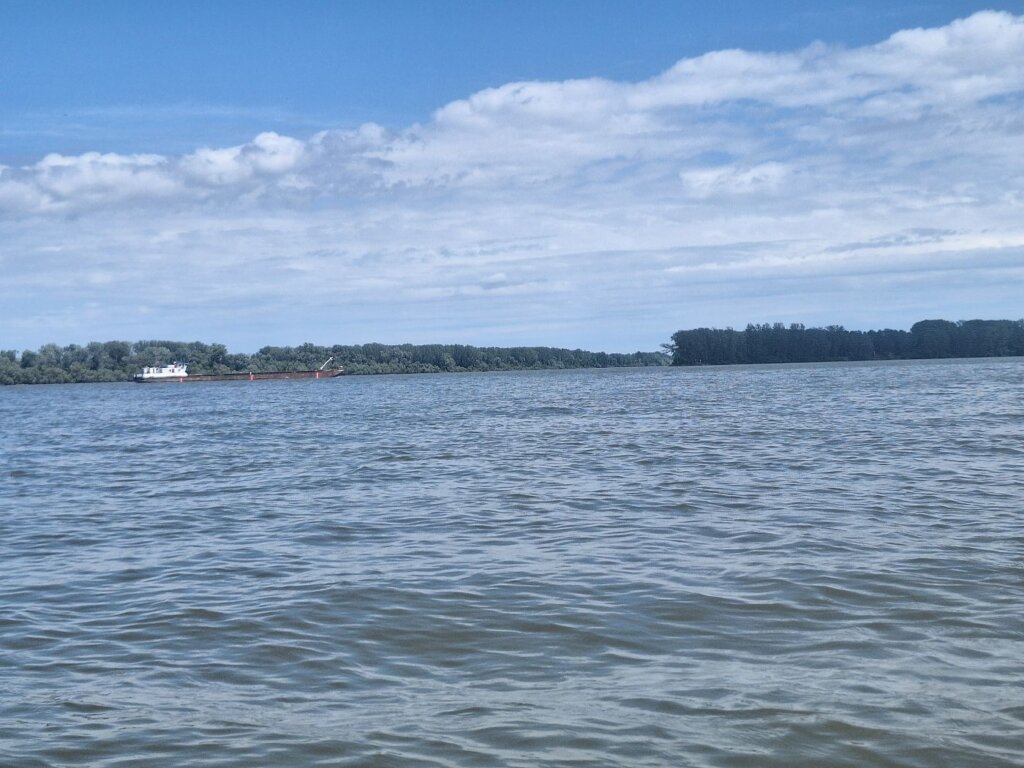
1, 359, 1022, 767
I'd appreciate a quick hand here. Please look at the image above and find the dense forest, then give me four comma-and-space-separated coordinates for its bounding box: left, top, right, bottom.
0, 340, 669, 385
666, 319, 1024, 366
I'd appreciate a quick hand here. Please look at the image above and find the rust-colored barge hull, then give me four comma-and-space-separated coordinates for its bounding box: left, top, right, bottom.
134, 369, 345, 383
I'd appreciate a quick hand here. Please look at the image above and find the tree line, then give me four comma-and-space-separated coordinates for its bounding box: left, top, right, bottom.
5, 319, 1021, 384
666, 319, 1024, 366
0, 340, 670, 385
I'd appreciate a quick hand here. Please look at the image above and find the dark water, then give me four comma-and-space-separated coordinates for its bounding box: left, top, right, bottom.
2, 359, 1023, 767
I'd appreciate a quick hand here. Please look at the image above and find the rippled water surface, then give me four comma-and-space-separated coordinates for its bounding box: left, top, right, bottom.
2, 360, 1023, 767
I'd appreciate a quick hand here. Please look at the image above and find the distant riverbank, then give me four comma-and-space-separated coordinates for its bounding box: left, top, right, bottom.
5, 318, 1023, 385
666, 319, 1024, 366
0, 341, 669, 385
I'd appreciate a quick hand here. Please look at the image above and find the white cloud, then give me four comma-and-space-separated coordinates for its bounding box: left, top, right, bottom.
7, 151, 176, 212
2, 11, 1022, 212
2, 11, 1024, 349
180, 145, 247, 185
680, 162, 789, 198
182, 131, 307, 185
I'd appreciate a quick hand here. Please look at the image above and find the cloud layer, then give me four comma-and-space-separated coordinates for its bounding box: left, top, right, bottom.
3, 11, 1023, 350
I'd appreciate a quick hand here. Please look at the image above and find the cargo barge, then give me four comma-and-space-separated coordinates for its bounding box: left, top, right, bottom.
134, 359, 345, 383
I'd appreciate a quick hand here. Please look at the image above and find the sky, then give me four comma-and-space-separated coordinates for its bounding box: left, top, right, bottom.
2, 1, 1023, 352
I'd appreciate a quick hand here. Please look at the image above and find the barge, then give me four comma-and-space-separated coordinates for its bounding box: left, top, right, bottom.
134, 358, 345, 383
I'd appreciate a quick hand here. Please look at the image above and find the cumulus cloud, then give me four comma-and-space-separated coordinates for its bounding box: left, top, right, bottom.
1, 10, 1019, 214
2, 11, 1023, 349
181, 131, 307, 185
8, 152, 176, 213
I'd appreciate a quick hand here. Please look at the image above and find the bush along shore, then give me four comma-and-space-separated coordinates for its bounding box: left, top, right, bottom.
665, 319, 1024, 366
0, 341, 670, 385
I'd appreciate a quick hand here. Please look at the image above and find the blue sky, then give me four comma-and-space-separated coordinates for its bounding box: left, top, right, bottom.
2, 1, 1023, 351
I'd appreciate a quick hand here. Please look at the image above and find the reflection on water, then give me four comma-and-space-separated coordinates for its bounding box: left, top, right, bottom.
2, 359, 1023, 767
